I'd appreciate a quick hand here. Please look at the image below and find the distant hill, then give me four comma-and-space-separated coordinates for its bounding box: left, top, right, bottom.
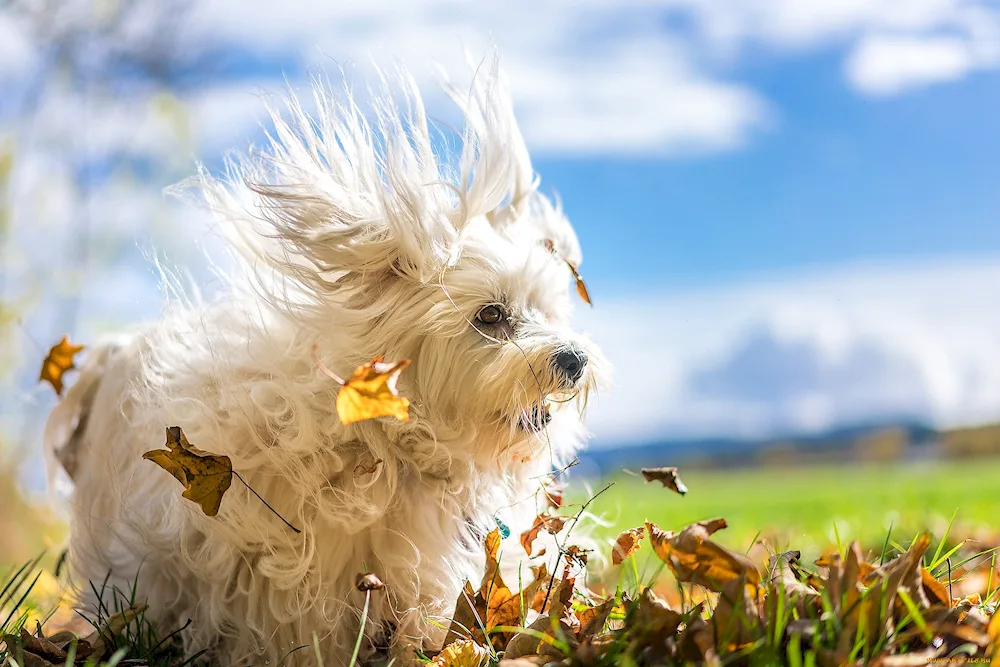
579, 420, 949, 476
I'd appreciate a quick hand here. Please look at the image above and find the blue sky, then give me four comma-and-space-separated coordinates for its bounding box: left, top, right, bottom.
3, 0, 1000, 450
543, 54, 1000, 292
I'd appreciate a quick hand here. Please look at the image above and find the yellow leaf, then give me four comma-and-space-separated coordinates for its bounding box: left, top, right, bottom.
336, 356, 411, 425
39, 336, 84, 395
433, 639, 489, 667
142, 427, 233, 516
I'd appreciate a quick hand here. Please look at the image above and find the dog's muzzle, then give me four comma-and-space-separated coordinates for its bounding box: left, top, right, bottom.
552, 346, 588, 386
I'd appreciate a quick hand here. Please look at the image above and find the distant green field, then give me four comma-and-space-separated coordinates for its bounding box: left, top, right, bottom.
579, 458, 1000, 559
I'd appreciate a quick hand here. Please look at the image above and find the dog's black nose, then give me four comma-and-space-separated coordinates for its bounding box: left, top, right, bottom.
553, 347, 588, 385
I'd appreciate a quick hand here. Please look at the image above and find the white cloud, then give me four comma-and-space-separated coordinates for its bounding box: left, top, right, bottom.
162, 0, 1000, 156
846, 34, 984, 95
577, 258, 1000, 445
0, 13, 35, 79
174, 0, 772, 156
7, 0, 998, 159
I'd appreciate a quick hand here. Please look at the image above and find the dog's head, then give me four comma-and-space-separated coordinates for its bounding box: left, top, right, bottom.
197, 57, 605, 465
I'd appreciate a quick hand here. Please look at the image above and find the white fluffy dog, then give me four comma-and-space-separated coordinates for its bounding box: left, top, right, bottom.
44, 56, 604, 666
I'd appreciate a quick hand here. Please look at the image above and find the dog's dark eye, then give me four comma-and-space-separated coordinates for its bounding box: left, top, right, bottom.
476, 305, 506, 325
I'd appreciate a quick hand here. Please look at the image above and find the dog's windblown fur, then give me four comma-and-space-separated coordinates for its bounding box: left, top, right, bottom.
44, 55, 604, 666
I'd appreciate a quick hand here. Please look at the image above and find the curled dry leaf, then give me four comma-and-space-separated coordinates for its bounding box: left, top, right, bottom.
612, 526, 646, 565
504, 577, 579, 660
447, 529, 553, 648
39, 336, 84, 395
543, 238, 592, 306
336, 356, 411, 425
432, 640, 489, 667
565, 545, 589, 567
713, 576, 764, 651
520, 514, 567, 556
356, 573, 385, 591
142, 426, 233, 516
314, 350, 412, 425
627, 588, 683, 653
353, 459, 383, 478
920, 566, 951, 607
767, 551, 820, 608
577, 596, 616, 641
986, 605, 1000, 660
3, 605, 150, 666
831, 535, 932, 659
640, 467, 688, 496
645, 520, 760, 591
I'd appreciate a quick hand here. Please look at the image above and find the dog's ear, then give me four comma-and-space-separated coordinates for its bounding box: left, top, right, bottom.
439, 53, 538, 234
192, 74, 454, 289
190, 53, 546, 291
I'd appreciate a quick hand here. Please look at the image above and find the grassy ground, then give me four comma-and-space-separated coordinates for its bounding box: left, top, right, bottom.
4, 458, 1000, 665
581, 458, 1000, 559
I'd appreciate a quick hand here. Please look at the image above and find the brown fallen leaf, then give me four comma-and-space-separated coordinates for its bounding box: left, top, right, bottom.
625, 588, 683, 659
143, 426, 233, 516
576, 596, 616, 641
640, 467, 688, 495
767, 551, 820, 613
612, 526, 645, 565
646, 520, 760, 591
520, 514, 567, 556
447, 529, 548, 648
353, 459, 383, 478
986, 604, 1000, 666
565, 545, 589, 567
480, 528, 503, 596
677, 611, 719, 666
504, 578, 579, 660
713, 576, 764, 651
833, 535, 931, 659
2, 627, 71, 667
2, 605, 151, 667
433, 639, 489, 667
920, 566, 950, 607
446, 581, 486, 645
543, 238, 592, 306
39, 336, 84, 396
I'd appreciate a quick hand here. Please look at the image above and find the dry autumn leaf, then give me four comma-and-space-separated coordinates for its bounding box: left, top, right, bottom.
920, 567, 951, 607
353, 459, 383, 478
39, 336, 84, 395
646, 520, 760, 591
336, 357, 411, 425
142, 426, 233, 516
433, 640, 489, 667
612, 526, 645, 565
640, 467, 688, 496
446, 529, 552, 649
565, 545, 589, 567
2, 606, 148, 667
577, 596, 616, 641
520, 514, 567, 556
543, 238, 592, 306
